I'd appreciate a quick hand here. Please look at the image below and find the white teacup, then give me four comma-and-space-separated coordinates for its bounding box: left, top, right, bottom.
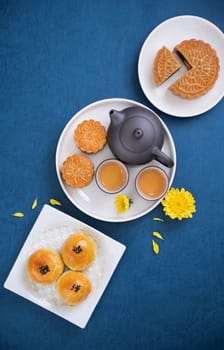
136, 166, 168, 200
95, 159, 129, 194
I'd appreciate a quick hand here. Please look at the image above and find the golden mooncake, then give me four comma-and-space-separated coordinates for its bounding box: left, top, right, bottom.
61, 232, 96, 271
153, 46, 181, 85
74, 119, 107, 154
27, 248, 64, 284
56, 271, 92, 306
61, 153, 94, 188
169, 39, 220, 98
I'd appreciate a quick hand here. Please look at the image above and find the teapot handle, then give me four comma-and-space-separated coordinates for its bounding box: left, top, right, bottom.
152, 146, 174, 168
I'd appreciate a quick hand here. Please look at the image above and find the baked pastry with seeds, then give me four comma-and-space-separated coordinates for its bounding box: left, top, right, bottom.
27, 248, 64, 284
56, 271, 92, 306
61, 232, 96, 271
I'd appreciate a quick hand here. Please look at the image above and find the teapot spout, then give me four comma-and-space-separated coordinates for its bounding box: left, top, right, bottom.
109, 109, 124, 126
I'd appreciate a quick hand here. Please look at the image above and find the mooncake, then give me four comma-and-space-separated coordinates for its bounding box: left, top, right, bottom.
169, 39, 219, 98
74, 119, 107, 153
61, 154, 94, 188
153, 46, 181, 85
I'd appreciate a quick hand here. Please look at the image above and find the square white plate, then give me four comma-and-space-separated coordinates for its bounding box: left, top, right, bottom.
4, 205, 126, 328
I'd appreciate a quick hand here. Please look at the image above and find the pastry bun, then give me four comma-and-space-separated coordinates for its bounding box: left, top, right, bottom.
61, 232, 96, 271
27, 248, 64, 284
56, 271, 91, 305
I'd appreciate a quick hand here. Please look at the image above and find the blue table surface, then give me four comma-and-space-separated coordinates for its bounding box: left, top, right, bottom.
1, 0, 224, 349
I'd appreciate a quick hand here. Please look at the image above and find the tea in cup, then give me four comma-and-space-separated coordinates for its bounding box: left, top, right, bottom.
96, 159, 129, 194
136, 166, 168, 200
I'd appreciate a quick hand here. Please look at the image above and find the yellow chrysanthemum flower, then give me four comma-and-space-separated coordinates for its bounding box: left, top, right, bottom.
115, 194, 132, 213
161, 188, 196, 220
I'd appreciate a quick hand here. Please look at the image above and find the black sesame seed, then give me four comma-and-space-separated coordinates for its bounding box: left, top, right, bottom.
72, 245, 82, 254
39, 265, 50, 275
71, 284, 81, 292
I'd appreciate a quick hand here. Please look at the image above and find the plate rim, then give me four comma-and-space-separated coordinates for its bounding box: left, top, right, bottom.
138, 15, 224, 117
55, 98, 176, 222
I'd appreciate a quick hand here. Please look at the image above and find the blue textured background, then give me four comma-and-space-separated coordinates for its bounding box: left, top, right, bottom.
1, 1, 224, 349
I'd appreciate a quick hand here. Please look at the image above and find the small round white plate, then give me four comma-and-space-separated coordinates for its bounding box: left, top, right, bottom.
56, 98, 176, 222
138, 15, 224, 117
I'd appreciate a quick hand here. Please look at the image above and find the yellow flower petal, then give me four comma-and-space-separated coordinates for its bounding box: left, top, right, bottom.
152, 231, 164, 240
152, 240, 159, 254
31, 197, 38, 210
153, 217, 164, 222
12, 212, 24, 217
49, 198, 62, 206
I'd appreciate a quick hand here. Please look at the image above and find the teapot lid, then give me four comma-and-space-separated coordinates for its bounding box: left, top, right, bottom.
118, 113, 157, 153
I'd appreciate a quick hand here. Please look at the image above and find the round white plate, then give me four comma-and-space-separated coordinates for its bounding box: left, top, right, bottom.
138, 15, 224, 117
55, 98, 176, 222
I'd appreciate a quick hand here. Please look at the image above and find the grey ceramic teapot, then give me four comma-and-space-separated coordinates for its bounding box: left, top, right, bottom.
107, 106, 174, 167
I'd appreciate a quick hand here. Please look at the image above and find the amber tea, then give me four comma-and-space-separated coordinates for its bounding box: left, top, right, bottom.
136, 166, 168, 200
96, 159, 128, 193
